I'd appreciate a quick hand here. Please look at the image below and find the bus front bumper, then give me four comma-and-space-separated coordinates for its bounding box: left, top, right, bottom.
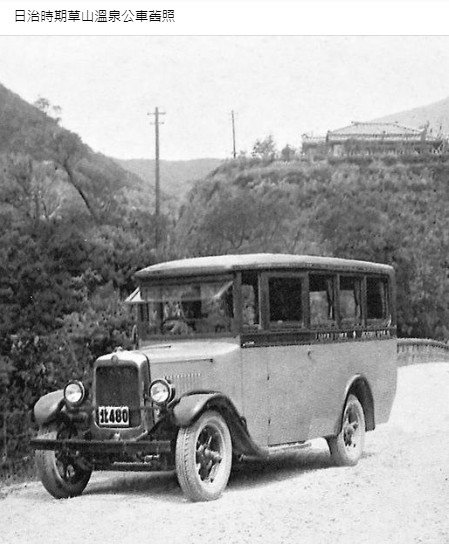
30, 437, 172, 455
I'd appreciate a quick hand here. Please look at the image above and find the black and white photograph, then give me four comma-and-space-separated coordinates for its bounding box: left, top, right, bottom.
0, 26, 448, 544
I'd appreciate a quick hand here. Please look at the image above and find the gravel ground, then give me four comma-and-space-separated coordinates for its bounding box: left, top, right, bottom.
2, 363, 449, 544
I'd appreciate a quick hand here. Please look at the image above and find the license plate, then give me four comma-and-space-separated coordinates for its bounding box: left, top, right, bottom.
98, 406, 130, 427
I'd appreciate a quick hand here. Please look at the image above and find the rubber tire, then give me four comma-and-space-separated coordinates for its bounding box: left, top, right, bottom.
35, 423, 92, 499
327, 394, 366, 467
176, 410, 232, 502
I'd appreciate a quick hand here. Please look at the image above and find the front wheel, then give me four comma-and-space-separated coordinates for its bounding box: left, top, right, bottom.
175, 410, 232, 502
35, 423, 92, 499
327, 394, 366, 466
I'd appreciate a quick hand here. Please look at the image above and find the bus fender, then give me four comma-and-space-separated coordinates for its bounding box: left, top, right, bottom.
337, 375, 375, 434
172, 392, 267, 458
172, 393, 218, 427
34, 390, 65, 427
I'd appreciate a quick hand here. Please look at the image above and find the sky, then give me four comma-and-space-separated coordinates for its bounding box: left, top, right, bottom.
1, 35, 449, 160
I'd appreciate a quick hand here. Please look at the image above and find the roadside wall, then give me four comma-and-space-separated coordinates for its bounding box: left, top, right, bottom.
397, 338, 449, 366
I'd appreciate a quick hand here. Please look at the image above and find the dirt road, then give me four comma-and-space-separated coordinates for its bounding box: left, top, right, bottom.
2, 363, 449, 544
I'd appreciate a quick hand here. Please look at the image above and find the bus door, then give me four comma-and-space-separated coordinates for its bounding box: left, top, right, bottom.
264, 273, 314, 445
239, 271, 270, 447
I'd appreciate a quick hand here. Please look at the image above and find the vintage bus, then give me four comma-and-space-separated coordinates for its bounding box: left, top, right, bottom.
32, 254, 397, 502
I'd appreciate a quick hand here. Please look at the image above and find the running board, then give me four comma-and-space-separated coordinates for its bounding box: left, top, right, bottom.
268, 441, 311, 456
241, 441, 311, 461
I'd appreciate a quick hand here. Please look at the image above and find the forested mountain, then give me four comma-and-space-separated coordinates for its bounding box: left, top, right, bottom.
0, 83, 150, 223
116, 158, 222, 202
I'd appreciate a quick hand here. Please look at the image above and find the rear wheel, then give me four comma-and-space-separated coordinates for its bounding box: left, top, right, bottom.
35, 423, 92, 499
327, 394, 365, 466
175, 411, 232, 501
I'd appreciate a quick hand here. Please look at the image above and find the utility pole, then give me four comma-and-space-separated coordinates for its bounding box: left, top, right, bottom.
231, 110, 237, 159
148, 107, 165, 250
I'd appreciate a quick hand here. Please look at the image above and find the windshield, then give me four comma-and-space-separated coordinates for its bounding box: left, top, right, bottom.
139, 280, 234, 337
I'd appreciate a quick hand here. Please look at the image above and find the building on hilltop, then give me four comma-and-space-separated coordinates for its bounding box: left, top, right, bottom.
302, 121, 446, 157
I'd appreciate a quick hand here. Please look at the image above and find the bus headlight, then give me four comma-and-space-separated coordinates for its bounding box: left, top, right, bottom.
64, 380, 86, 406
149, 379, 175, 405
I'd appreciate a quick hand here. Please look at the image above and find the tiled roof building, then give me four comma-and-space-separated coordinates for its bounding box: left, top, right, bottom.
302, 121, 445, 157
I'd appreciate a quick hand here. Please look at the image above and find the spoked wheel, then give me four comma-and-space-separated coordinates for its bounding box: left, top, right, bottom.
176, 411, 232, 502
327, 394, 365, 466
35, 423, 92, 499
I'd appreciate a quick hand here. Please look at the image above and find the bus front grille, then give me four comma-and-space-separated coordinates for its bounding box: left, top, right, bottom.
95, 365, 141, 427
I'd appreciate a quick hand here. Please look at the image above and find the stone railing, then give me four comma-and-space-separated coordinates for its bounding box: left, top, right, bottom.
397, 338, 449, 366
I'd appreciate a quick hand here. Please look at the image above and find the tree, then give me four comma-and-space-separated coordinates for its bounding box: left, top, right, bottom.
0, 153, 63, 224
34, 97, 62, 124
251, 135, 277, 161
280, 144, 296, 161
33, 97, 99, 223
52, 131, 100, 223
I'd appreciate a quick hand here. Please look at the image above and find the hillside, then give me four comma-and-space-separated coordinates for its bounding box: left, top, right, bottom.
116, 158, 222, 201
373, 95, 449, 135
0, 83, 148, 221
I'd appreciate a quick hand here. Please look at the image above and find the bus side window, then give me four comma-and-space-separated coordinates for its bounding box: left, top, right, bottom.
366, 277, 388, 320
241, 272, 260, 329
340, 276, 362, 325
268, 276, 303, 326
309, 274, 336, 327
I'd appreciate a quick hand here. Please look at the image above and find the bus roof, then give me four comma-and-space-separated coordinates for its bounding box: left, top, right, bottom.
135, 254, 394, 280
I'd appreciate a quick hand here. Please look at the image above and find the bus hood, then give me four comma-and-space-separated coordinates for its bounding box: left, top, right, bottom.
138, 339, 240, 364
